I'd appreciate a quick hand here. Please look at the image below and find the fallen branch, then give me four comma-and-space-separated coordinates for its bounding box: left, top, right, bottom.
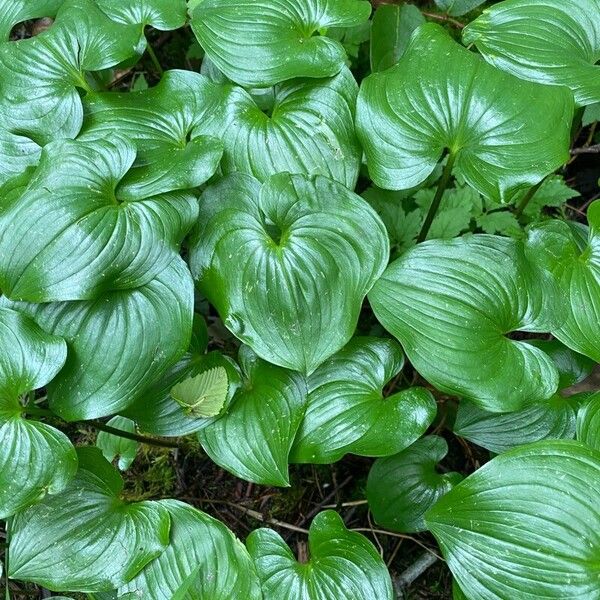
393, 552, 439, 599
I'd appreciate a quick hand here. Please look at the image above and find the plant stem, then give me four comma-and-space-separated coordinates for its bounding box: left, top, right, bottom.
22, 406, 53, 418
421, 11, 465, 29
514, 179, 545, 218
146, 42, 164, 76
393, 552, 439, 598
417, 153, 456, 243
89, 420, 179, 449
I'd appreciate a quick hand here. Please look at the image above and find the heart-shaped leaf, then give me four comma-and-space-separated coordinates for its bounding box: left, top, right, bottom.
370, 3, 425, 72
526, 201, 600, 362
125, 351, 242, 437
0, 0, 143, 144
9, 447, 171, 593
290, 337, 437, 463
0, 0, 63, 41
0, 307, 75, 519
577, 392, 600, 451
115, 500, 262, 599
356, 23, 573, 202
463, 0, 600, 106
453, 339, 593, 453
189, 173, 389, 374
95, 0, 188, 31
198, 346, 307, 486
367, 436, 463, 533
82, 70, 224, 199
425, 440, 600, 600
96, 416, 139, 471
368, 235, 560, 412
0, 136, 198, 302
190, 0, 372, 87
1, 257, 194, 421
246, 510, 394, 600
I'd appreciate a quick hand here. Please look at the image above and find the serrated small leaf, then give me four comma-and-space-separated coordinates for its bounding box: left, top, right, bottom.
96, 416, 139, 471
463, 0, 600, 106
188, 172, 389, 374
290, 337, 436, 463
367, 436, 462, 533
190, 0, 372, 87
114, 500, 262, 599
519, 175, 580, 219
9, 447, 171, 593
198, 347, 307, 486
577, 392, 600, 451
357, 24, 573, 202
425, 440, 600, 600
369, 235, 560, 412
247, 510, 394, 600
476, 211, 520, 236
170, 366, 228, 418
370, 4, 425, 72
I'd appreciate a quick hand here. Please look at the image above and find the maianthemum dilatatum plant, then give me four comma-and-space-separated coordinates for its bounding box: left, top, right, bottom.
1, 0, 600, 598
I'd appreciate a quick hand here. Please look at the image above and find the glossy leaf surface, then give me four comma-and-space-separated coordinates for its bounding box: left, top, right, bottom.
369, 235, 559, 412
190, 0, 372, 86
577, 392, 600, 451
463, 0, 600, 106
116, 500, 262, 599
433, 0, 486, 16
367, 436, 462, 533
189, 173, 389, 374
247, 511, 394, 600
2, 258, 194, 421
95, 0, 188, 30
96, 416, 139, 471
9, 448, 171, 592
0, 137, 198, 302
357, 24, 573, 202
426, 440, 600, 600
198, 347, 307, 486
291, 337, 436, 463
0, 0, 63, 41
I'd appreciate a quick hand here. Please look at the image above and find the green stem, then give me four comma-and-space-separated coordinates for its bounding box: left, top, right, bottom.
514, 179, 544, 218
417, 153, 456, 243
89, 421, 179, 449
146, 42, 164, 76
22, 406, 53, 418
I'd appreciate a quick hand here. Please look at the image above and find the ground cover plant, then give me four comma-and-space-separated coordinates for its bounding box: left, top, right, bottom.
1, 0, 599, 598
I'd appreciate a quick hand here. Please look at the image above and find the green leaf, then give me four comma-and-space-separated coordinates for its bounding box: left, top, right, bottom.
9, 447, 171, 593
290, 337, 437, 463
356, 24, 573, 202
370, 4, 425, 72
124, 352, 242, 437
525, 201, 600, 362
198, 347, 307, 486
0, 0, 63, 41
190, 0, 372, 87
0, 0, 143, 144
115, 499, 262, 599
577, 392, 600, 451
95, 0, 188, 30
0, 307, 75, 519
188, 173, 389, 374
1, 257, 194, 421
454, 397, 577, 454
0, 137, 198, 302
583, 102, 600, 126
367, 436, 463, 533
194, 67, 362, 188
425, 440, 600, 600
82, 71, 224, 198
476, 211, 520, 236
368, 235, 560, 412
246, 510, 394, 600
96, 416, 139, 471
518, 175, 580, 220
433, 0, 486, 16
0, 130, 41, 187
170, 366, 228, 418
463, 0, 600, 106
